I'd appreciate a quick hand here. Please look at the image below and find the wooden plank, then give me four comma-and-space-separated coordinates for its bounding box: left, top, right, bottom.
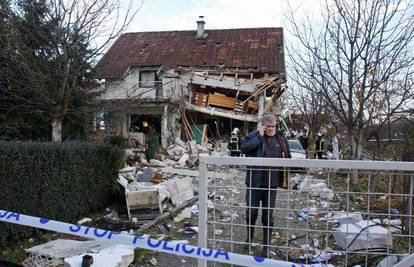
207, 93, 236, 110
242, 78, 284, 105
194, 92, 208, 106
135, 197, 198, 234
244, 100, 259, 114
161, 167, 229, 179
186, 103, 258, 122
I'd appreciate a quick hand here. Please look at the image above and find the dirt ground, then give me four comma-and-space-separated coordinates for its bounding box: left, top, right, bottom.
132, 167, 345, 267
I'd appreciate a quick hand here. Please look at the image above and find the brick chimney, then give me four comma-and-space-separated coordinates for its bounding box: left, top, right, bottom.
196, 16, 207, 39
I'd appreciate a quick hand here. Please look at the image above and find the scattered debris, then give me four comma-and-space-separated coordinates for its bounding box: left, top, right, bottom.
184, 226, 199, 234
220, 210, 239, 222
25, 239, 134, 267
214, 229, 223, 235
149, 257, 158, 266
324, 212, 363, 225
333, 220, 393, 251
173, 207, 192, 223
191, 203, 199, 214
178, 154, 190, 166
157, 223, 171, 235
150, 159, 168, 167
171, 177, 194, 205
25, 239, 112, 258
77, 218, 92, 225
376, 254, 409, 267
298, 176, 335, 200
65, 245, 134, 267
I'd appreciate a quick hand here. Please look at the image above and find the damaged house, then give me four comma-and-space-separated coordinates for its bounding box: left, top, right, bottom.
95, 17, 286, 148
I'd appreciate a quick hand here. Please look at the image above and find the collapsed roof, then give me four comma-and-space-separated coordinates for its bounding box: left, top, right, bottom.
95, 27, 285, 79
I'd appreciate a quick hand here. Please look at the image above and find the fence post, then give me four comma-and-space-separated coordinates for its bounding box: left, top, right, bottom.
409, 175, 413, 235
198, 161, 208, 267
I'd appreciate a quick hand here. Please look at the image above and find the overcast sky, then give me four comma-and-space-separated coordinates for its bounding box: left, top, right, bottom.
125, 0, 323, 39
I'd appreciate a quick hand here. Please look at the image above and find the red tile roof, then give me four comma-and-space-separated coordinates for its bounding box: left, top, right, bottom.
95, 27, 285, 79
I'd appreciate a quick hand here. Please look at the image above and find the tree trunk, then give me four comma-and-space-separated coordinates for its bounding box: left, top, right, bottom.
349, 132, 363, 184
52, 115, 63, 142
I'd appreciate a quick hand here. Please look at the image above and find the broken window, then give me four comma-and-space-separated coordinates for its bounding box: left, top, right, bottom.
139, 71, 156, 87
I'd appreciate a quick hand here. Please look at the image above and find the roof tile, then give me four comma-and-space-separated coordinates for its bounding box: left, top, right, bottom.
96, 28, 284, 79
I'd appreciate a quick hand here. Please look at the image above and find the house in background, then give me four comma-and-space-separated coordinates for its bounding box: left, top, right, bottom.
95, 17, 286, 148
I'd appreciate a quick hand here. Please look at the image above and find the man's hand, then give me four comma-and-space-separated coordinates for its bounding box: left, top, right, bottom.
258, 126, 265, 136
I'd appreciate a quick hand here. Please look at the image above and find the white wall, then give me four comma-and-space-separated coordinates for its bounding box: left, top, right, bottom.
99, 67, 157, 100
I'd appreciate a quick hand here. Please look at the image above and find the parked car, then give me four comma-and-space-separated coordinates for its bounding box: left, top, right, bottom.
288, 140, 307, 159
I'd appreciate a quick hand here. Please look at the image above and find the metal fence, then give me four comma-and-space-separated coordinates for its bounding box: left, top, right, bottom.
197, 157, 414, 267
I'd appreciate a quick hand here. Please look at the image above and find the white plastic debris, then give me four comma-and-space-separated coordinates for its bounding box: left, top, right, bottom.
77, 218, 92, 225
149, 159, 167, 167
64, 245, 134, 267
334, 212, 363, 225
164, 159, 177, 166
171, 177, 194, 205
149, 257, 158, 266
119, 166, 137, 173
332, 220, 393, 251
174, 207, 192, 223
178, 154, 190, 166
207, 200, 215, 209
191, 203, 199, 214
383, 219, 401, 226
298, 177, 335, 200
214, 229, 223, 235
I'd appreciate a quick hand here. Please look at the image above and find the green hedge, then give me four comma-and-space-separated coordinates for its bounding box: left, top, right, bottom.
0, 141, 123, 246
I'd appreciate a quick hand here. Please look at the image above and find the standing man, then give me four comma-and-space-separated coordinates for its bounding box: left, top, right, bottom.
240, 115, 291, 258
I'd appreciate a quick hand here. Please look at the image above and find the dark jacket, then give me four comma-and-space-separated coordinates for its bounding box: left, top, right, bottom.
241, 130, 291, 188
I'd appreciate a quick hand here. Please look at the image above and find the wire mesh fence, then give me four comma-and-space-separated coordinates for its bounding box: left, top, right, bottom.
197, 157, 414, 267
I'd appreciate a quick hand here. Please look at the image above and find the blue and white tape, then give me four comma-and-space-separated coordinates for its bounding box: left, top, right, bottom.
0, 210, 299, 267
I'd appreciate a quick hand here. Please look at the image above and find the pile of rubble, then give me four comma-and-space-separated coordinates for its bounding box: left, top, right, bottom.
118, 165, 195, 220
120, 138, 230, 221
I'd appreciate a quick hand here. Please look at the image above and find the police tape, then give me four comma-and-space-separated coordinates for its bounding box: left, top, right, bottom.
0, 210, 299, 267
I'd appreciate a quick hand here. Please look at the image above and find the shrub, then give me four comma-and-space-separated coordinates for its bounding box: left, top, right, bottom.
0, 141, 123, 246
104, 135, 126, 149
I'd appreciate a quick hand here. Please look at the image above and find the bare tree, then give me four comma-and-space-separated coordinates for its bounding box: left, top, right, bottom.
288, 49, 329, 141
0, 0, 142, 141
286, 0, 414, 161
